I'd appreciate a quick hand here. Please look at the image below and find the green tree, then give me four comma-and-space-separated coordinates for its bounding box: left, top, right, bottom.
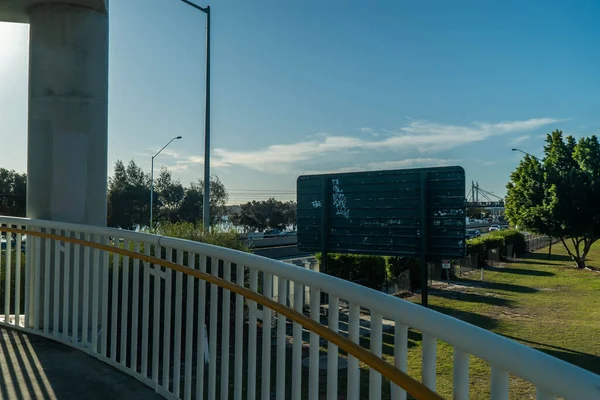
231, 198, 294, 232
506, 130, 600, 268
177, 176, 228, 226
0, 169, 26, 217
155, 167, 185, 223
107, 160, 152, 230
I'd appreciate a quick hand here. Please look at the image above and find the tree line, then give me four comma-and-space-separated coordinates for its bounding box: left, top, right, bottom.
0, 160, 298, 232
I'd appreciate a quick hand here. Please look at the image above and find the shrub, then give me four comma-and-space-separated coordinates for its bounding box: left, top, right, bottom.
154, 221, 250, 252
480, 236, 504, 253
386, 256, 420, 290
316, 253, 387, 290
466, 238, 486, 255
488, 230, 526, 255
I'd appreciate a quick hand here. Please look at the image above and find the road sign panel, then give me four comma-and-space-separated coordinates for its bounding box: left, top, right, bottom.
296, 166, 466, 259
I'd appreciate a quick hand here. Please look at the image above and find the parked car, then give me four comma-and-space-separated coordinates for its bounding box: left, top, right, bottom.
278, 231, 297, 237
466, 229, 481, 239
489, 224, 501, 232
263, 229, 282, 238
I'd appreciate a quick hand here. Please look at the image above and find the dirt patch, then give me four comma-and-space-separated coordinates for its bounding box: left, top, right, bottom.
499, 309, 531, 321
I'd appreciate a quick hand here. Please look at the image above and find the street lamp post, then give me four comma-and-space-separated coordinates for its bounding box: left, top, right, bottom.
150, 136, 183, 229
511, 148, 540, 161
180, 0, 211, 229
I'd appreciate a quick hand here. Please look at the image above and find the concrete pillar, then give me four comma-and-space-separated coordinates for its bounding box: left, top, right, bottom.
11, 1, 110, 338
26, 3, 108, 226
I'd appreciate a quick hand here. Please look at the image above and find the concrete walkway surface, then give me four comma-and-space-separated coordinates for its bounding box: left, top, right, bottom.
0, 327, 162, 400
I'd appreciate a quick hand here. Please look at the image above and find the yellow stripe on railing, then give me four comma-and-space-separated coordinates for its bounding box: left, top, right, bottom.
6, 227, 444, 400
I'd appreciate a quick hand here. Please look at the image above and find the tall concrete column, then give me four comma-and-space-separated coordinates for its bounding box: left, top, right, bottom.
27, 3, 108, 226
0, 0, 109, 335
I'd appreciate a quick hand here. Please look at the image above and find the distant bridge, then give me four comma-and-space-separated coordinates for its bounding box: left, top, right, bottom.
467, 200, 504, 208
466, 181, 504, 208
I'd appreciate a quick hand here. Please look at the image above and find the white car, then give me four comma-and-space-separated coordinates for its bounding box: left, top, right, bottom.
489, 225, 501, 232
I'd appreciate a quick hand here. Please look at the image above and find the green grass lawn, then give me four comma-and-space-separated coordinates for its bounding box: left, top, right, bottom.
392, 241, 600, 399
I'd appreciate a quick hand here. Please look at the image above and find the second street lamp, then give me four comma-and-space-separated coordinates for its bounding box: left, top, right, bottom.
512, 148, 541, 161
150, 136, 183, 229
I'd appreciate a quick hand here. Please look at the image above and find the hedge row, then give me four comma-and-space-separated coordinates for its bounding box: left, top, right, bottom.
316, 253, 418, 290
466, 230, 526, 258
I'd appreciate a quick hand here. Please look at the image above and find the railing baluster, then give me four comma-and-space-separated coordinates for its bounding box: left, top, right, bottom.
130, 241, 141, 372
71, 233, 80, 341
141, 243, 151, 377
53, 232, 60, 337
276, 277, 287, 400
261, 273, 273, 400
422, 334, 437, 390
152, 247, 161, 384
173, 249, 184, 398
6, 227, 12, 325
92, 237, 101, 353
220, 261, 232, 400
453, 348, 470, 400
82, 233, 91, 344
196, 255, 207, 400
184, 252, 195, 400
233, 264, 244, 400
327, 295, 340, 400
43, 235, 51, 334
369, 312, 382, 399
247, 269, 258, 400
119, 241, 130, 364
490, 367, 509, 400
15, 232, 22, 327
309, 284, 320, 400
61, 236, 70, 337
392, 321, 408, 400
536, 387, 554, 400
101, 236, 109, 356
208, 257, 219, 399
347, 303, 360, 400
163, 248, 173, 391
111, 249, 119, 360
33, 229, 42, 331
292, 281, 303, 400
24, 227, 32, 330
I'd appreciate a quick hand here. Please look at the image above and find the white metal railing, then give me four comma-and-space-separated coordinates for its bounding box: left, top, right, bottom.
0, 216, 599, 399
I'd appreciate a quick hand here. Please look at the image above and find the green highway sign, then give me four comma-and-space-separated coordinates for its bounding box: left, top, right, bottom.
296, 166, 467, 258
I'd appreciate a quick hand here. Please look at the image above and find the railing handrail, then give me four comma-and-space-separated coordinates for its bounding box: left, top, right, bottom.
2, 216, 600, 399
2, 224, 442, 400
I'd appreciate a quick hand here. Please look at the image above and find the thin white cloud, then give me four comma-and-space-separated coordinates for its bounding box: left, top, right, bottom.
212, 117, 560, 172
147, 117, 561, 175
509, 135, 531, 146
302, 158, 461, 175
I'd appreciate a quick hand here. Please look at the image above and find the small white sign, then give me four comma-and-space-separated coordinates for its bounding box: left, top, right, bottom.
442, 260, 451, 269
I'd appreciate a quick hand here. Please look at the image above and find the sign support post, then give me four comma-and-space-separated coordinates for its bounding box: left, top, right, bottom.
419, 171, 429, 307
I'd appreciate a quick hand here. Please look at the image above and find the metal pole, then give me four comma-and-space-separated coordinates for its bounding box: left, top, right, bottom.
202, 5, 211, 229
420, 171, 429, 307
150, 157, 154, 229
149, 136, 182, 229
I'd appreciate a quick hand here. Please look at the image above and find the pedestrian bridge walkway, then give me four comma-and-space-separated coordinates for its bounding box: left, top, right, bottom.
0, 216, 599, 400
0, 327, 160, 399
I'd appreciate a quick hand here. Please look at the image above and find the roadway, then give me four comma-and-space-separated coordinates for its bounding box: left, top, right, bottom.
250, 222, 504, 260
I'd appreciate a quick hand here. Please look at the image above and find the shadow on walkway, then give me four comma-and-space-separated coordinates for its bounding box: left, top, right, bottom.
0, 327, 161, 400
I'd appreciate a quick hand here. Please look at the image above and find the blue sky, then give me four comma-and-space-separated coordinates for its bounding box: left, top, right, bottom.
1, 0, 599, 204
